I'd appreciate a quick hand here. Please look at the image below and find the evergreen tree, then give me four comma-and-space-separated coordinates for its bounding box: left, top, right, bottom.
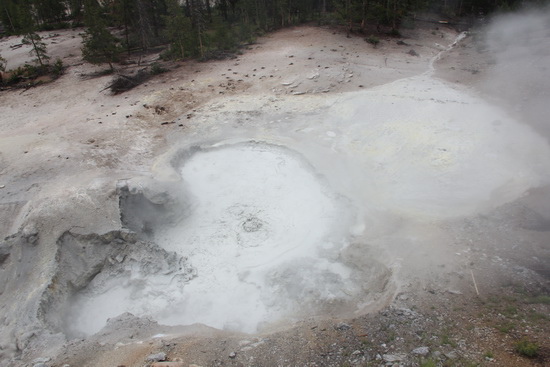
0, 52, 6, 71
33, 0, 67, 25
1, 0, 18, 33
81, 0, 123, 70
22, 32, 50, 66
67, 0, 85, 22
165, 0, 193, 59
187, 0, 207, 58
1, 0, 35, 34
111, 0, 134, 52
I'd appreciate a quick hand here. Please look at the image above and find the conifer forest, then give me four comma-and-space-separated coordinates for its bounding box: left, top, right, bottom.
1, 0, 547, 66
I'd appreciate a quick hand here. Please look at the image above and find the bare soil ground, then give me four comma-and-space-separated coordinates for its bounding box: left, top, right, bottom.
0, 22, 549, 367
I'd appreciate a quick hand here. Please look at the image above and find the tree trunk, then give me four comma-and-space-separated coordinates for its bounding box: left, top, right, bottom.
4, 7, 16, 33
393, 0, 397, 30
179, 40, 184, 59
205, 0, 212, 22
361, 0, 368, 31
219, 0, 228, 20
30, 36, 43, 67
123, 0, 130, 53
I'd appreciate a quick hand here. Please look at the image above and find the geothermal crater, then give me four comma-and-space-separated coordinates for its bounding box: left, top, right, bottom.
2, 14, 550, 367
65, 142, 391, 336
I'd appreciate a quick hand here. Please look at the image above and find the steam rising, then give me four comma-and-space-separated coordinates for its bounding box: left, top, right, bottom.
155, 143, 356, 332
65, 9, 550, 336
482, 5, 550, 138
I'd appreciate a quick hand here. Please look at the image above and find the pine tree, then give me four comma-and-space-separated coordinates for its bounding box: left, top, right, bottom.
187, 0, 207, 58
0, 52, 6, 71
1, 0, 36, 34
165, 0, 193, 59
22, 32, 50, 66
82, 27, 122, 70
67, 0, 85, 22
33, 0, 67, 25
81, 0, 123, 70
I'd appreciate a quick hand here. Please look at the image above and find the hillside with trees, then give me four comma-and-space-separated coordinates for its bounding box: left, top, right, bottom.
1, 0, 548, 67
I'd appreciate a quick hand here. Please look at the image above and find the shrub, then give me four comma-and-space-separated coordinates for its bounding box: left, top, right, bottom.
366, 35, 380, 47
525, 295, 550, 304
150, 62, 168, 75
420, 360, 437, 367
515, 339, 539, 358
388, 28, 401, 37
108, 70, 150, 94
0, 54, 6, 72
51, 58, 64, 76
22, 32, 50, 66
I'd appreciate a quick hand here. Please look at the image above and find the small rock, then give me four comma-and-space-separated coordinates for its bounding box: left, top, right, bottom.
147, 352, 167, 362
335, 322, 351, 331
32, 357, 50, 363
382, 353, 406, 362
407, 49, 419, 57
23, 224, 38, 238
115, 254, 125, 263
445, 351, 458, 359
395, 307, 417, 318
411, 346, 430, 356
0, 184, 5, 189
33, 364, 47, 367
229, 351, 237, 358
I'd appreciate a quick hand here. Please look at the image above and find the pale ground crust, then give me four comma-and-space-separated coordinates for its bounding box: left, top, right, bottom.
0, 23, 548, 367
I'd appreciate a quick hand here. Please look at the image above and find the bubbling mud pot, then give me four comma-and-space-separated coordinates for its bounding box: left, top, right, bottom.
64, 142, 392, 336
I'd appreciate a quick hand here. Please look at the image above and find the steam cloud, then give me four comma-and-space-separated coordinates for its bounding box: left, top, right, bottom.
481, 4, 550, 139
64, 6, 550, 336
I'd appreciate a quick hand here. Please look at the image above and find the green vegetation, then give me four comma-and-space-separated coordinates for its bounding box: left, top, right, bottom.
515, 339, 539, 358
440, 332, 457, 347
22, 32, 50, 66
496, 322, 515, 333
81, 0, 123, 70
525, 294, 550, 304
527, 310, 549, 322
150, 62, 168, 75
0, 53, 6, 71
366, 35, 380, 47
51, 58, 64, 76
420, 359, 437, 367
2, 0, 548, 73
484, 351, 494, 359
2, 1, 543, 44
0, 60, 64, 88
503, 305, 518, 317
